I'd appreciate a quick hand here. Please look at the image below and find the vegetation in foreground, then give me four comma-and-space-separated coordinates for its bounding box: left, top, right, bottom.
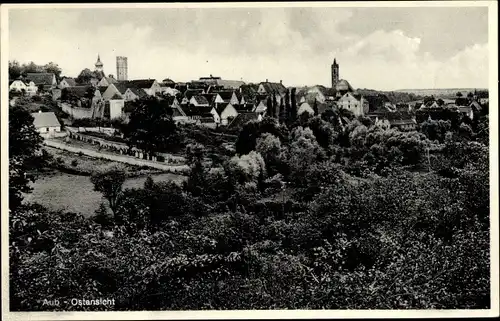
9, 100, 490, 310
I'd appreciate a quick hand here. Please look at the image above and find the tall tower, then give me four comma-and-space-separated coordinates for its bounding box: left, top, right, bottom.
95, 54, 104, 73
331, 58, 339, 88
116, 56, 128, 81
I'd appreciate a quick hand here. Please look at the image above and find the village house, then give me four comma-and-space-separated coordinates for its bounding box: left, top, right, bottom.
181, 89, 205, 104
297, 102, 314, 116
124, 87, 148, 101
58, 77, 77, 89
227, 112, 263, 128
363, 94, 395, 113
31, 111, 62, 138
337, 92, 369, 116
108, 93, 125, 120
297, 85, 337, 105
9, 79, 38, 96
215, 102, 239, 126
26, 72, 58, 91
102, 82, 128, 101
189, 95, 210, 107
335, 79, 355, 98
390, 119, 417, 131
97, 75, 118, 87
127, 79, 161, 96
253, 98, 268, 116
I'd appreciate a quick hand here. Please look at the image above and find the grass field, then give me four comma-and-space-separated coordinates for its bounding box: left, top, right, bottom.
24, 171, 186, 217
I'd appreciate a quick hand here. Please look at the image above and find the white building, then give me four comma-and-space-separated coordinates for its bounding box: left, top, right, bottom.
31, 111, 62, 138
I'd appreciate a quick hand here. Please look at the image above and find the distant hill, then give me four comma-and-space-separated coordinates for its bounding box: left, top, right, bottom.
394, 88, 488, 99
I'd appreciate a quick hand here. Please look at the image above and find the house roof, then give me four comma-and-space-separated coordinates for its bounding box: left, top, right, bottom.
62, 78, 77, 86
31, 112, 61, 128
113, 82, 130, 94
459, 106, 472, 113
101, 76, 118, 84
126, 79, 156, 89
228, 112, 259, 128
184, 89, 204, 100
254, 100, 268, 113
182, 105, 213, 117
162, 78, 175, 85
129, 87, 148, 98
215, 91, 234, 102
163, 95, 178, 106
298, 102, 314, 115
26, 73, 55, 86
239, 84, 259, 96
110, 93, 123, 100
455, 97, 469, 106
470, 101, 482, 112
335, 79, 354, 92
390, 119, 416, 126
64, 86, 91, 98
202, 93, 217, 104
215, 102, 231, 115
191, 95, 210, 105
259, 81, 287, 94
97, 86, 108, 94
216, 79, 245, 89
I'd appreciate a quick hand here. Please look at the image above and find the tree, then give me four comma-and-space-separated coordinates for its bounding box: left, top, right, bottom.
90, 165, 126, 220
313, 99, 319, 115
456, 92, 463, 97
266, 96, 273, 118
285, 89, 291, 122
272, 93, 278, 118
76, 68, 95, 85
290, 88, 297, 121
256, 133, 283, 177
9, 60, 22, 80
9, 105, 44, 210
43, 62, 62, 81
278, 95, 286, 124
122, 97, 180, 157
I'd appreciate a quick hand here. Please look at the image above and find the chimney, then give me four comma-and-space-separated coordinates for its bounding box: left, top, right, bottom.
266, 79, 268, 82
280, 80, 282, 84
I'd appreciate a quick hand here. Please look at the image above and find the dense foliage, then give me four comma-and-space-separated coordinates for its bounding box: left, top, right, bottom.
10, 98, 491, 310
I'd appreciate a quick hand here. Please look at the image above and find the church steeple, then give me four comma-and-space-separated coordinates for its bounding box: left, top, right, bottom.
95, 54, 103, 72
331, 58, 339, 88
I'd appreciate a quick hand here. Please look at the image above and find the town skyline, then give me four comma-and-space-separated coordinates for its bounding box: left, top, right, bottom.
8, 5, 490, 91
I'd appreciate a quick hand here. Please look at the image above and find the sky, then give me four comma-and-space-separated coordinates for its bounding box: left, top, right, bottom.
8, 5, 489, 90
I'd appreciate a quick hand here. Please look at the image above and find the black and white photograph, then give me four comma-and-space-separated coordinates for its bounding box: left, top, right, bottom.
1, 1, 498, 319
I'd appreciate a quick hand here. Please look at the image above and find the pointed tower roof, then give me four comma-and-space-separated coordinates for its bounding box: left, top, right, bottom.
95, 54, 103, 67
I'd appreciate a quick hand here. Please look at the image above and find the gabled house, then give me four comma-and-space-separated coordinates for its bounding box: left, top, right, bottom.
26, 72, 57, 91
298, 102, 314, 116
9, 79, 38, 95
124, 87, 148, 101
254, 99, 268, 115
127, 79, 161, 96
182, 89, 205, 104
364, 94, 395, 113
215, 102, 239, 126
9, 79, 27, 92
227, 112, 262, 128
31, 111, 62, 138
216, 79, 245, 90
102, 82, 128, 101
189, 95, 210, 107
97, 75, 118, 87
59, 77, 77, 89
257, 80, 287, 96
459, 106, 474, 120
162, 78, 176, 88
214, 91, 236, 104
337, 92, 368, 116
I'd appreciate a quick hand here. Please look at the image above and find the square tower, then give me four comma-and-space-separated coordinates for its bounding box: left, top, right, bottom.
116, 56, 128, 81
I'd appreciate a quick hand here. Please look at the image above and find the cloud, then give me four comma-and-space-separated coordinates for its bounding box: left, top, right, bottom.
8, 7, 489, 90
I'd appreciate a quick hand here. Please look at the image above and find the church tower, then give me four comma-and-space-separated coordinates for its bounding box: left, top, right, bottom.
331, 58, 339, 88
95, 54, 104, 73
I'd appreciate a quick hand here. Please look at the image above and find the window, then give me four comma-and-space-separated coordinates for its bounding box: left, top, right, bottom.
46, 127, 50, 132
